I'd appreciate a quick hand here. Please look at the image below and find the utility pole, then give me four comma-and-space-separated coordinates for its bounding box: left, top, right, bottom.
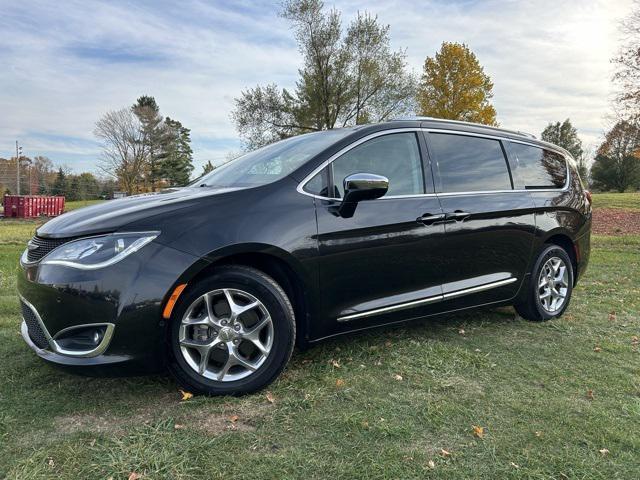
15, 140, 23, 195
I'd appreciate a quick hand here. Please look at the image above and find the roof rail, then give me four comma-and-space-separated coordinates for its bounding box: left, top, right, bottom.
391, 116, 537, 139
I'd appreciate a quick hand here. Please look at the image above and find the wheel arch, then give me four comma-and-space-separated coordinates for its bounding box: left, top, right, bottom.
542, 231, 578, 285
171, 243, 313, 348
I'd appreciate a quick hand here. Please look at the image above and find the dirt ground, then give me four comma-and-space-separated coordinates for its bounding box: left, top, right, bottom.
592, 208, 640, 235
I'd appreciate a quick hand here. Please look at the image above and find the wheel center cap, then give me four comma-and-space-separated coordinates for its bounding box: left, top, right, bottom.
218, 326, 234, 342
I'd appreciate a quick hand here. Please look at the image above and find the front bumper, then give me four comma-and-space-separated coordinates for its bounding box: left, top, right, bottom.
18, 240, 202, 373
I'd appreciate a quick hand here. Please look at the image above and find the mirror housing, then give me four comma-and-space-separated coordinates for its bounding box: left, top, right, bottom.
338, 173, 389, 217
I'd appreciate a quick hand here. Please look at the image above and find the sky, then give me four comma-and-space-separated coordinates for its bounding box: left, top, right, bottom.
0, 0, 633, 175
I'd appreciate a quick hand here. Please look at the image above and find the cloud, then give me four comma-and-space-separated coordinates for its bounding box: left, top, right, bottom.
0, 0, 632, 173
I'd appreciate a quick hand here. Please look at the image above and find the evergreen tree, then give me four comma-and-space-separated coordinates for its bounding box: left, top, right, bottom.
51, 168, 68, 196
158, 117, 194, 186
541, 119, 583, 160
132, 95, 164, 191
202, 160, 216, 175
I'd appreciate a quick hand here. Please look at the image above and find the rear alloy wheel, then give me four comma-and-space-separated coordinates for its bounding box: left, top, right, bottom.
515, 244, 574, 321
168, 266, 295, 395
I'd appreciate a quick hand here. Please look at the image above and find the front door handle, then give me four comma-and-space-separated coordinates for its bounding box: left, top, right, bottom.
445, 210, 471, 222
417, 213, 446, 225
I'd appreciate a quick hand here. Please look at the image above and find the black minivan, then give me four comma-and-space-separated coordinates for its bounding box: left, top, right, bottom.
18, 117, 591, 395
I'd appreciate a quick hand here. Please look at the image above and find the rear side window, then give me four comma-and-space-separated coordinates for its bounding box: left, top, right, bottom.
510, 143, 567, 189
428, 133, 512, 193
331, 132, 424, 198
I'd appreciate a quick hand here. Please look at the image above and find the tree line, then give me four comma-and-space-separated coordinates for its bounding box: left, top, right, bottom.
0, 156, 117, 200
232, 0, 640, 192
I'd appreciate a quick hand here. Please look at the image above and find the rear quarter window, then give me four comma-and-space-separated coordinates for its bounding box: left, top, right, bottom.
510, 143, 567, 189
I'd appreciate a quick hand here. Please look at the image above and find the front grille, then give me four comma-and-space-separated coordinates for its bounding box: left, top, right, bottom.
26, 235, 72, 263
21, 300, 50, 349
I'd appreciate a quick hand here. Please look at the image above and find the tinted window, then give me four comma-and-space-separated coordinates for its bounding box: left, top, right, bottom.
429, 133, 512, 193
194, 129, 351, 188
510, 143, 567, 189
304, 169, 329, 196
331, 132, 423, 198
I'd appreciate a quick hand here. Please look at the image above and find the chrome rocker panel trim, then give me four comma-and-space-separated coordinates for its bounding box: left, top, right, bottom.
337, 277, 518, 322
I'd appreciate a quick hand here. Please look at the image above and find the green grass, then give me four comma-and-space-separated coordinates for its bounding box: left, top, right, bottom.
592, 192, 640, 210
64, 199, 105, 211
0, 196, 639, 479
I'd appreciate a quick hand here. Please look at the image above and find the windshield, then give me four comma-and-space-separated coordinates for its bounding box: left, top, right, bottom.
193, 130, 352, 188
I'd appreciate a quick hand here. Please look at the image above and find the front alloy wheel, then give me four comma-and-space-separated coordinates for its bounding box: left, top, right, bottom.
168, 266, 295, 395
179, 288, 274, 381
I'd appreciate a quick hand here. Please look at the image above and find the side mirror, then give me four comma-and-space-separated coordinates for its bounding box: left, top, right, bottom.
338, 173, 389, 217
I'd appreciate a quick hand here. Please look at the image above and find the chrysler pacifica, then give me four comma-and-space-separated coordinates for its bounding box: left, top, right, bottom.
18, 117, 592, 395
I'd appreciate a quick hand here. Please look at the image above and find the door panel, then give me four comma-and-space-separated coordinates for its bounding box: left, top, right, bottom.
435, 193, 536, 307
315, 196, 445, 337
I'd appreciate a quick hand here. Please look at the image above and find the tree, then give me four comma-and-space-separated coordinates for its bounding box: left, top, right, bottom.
232, 0, 415, 149
202, 160, 216, 175
417, 42, 497, 125
541, 119, 583, 159
590, 119, 640, 192
158, 117, 194, 187
94, 108, 147, 195
612, 1, 640, 114
51, 168, 68, 196
132, 96, 164, 191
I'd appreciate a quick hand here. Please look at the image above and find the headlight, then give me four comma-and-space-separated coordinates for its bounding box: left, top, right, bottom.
40, 232, 159, 270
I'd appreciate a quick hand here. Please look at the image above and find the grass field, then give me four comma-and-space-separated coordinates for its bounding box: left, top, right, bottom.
0, 194, 638, 479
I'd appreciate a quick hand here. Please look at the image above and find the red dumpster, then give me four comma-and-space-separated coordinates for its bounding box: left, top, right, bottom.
3, 195, 65, 218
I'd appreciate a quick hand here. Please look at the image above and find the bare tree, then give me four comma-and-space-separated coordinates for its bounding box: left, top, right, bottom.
613, 1, 640, 114
94, 108, 147, 194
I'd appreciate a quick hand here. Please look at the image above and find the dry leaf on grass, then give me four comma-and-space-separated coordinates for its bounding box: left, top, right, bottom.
472, 425, 485, 438
594, 346, 602, 352
393, 374, 403, 381
229, 415, 239, 423
510, 462, 519, 469
335, 378, 345, 387
266, 392, 275, 404
179, 390, 193, 401
608, 311, 616, 322
586, 389, 594, 400
599, 448, 610, 455
535, 431, 543, 437
440, 448, 452, 457
427, 460, 436, 469
330, 359, 341, 368
632, 336, 639, 349
128, 473, 142, 480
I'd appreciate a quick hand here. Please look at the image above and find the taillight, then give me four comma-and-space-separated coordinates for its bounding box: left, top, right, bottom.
584, 190, 592, 205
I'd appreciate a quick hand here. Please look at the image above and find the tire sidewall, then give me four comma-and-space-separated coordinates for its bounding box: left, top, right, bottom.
531, 245, 574, 320
167, 267, 294, 395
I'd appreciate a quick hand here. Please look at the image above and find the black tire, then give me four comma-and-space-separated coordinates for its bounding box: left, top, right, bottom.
515, 244, 574, 322
167, 265, 295, 396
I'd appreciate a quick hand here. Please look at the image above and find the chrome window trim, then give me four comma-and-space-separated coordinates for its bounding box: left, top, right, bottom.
20, 295, 115, 358
337, 277, 517, 322
296, 128, 569, 201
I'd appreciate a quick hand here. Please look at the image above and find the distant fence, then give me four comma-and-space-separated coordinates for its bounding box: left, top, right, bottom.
2, 195, 65, 218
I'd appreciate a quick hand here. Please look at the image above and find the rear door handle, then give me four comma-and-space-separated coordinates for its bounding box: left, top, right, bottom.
417, 213, 446, 225
445, 210, 471, 222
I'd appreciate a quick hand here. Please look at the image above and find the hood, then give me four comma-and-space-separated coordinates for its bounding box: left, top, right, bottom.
37, 186, 245, 238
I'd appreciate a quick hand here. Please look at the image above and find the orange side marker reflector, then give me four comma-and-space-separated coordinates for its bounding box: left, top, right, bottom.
163, 283, 187, 319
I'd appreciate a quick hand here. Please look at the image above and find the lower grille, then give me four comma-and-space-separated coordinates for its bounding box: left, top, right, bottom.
21, 300, 50, 349
26, 236, 73, 263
